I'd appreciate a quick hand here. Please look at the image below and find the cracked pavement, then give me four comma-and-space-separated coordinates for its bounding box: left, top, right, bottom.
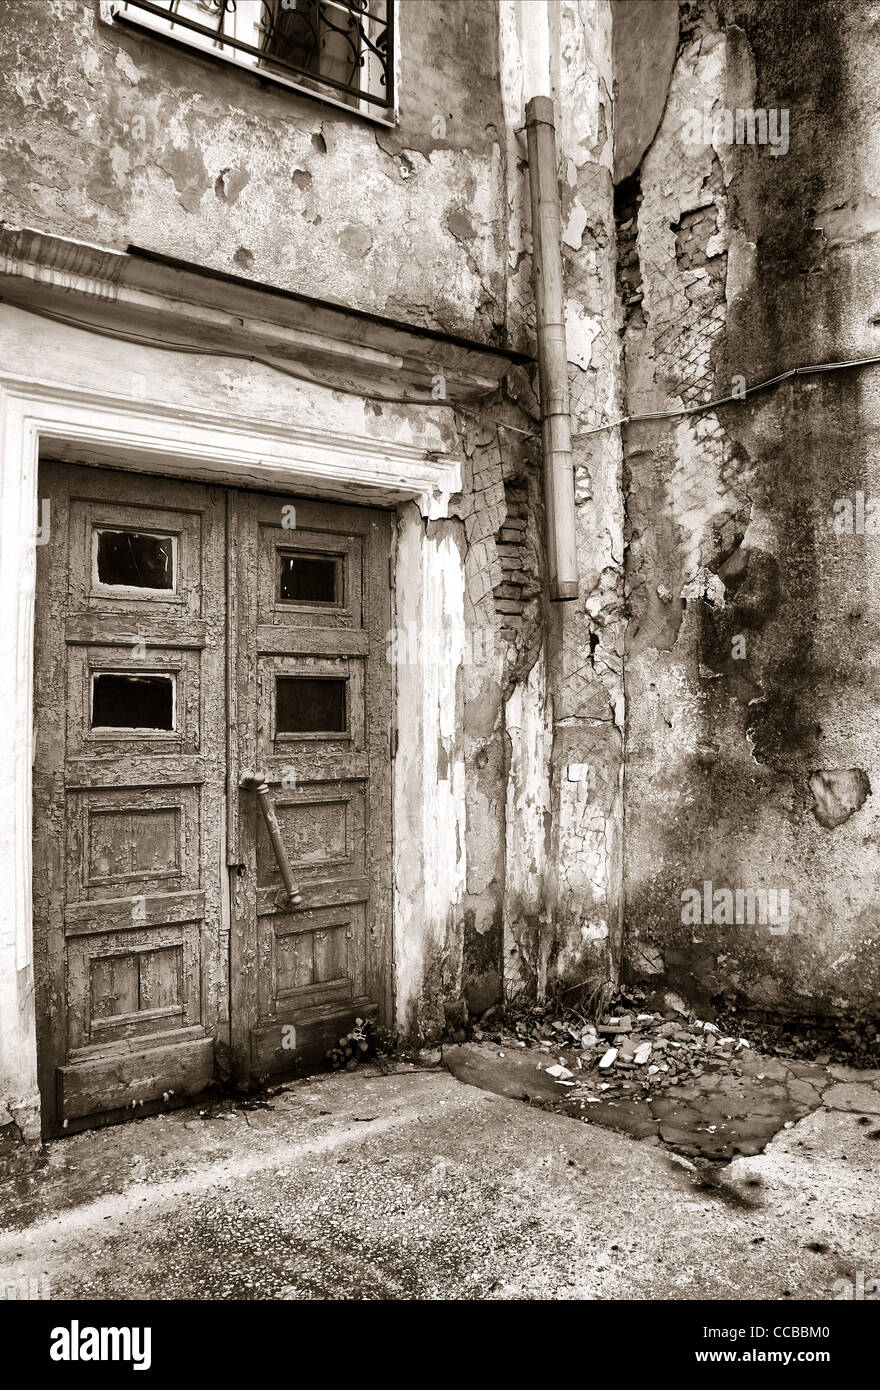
0, 1060, 877, 1300
444, 1040, 880, 1159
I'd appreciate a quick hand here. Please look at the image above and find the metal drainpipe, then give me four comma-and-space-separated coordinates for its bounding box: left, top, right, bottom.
525, 94, 579, 602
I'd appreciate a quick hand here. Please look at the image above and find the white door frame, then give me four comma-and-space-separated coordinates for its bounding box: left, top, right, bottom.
0, 372, 462, 1137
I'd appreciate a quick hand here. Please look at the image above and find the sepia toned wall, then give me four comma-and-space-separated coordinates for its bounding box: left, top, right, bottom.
0, 0, 627, 1111
0, 0, 514, 344
9, 0, 873, 1145
619, 0, 880, 1022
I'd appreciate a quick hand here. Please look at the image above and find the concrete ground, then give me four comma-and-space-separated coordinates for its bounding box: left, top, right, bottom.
0, 1059, 877, 1300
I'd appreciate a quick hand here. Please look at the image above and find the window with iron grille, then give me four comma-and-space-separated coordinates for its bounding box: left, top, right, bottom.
110, 0, 394, 118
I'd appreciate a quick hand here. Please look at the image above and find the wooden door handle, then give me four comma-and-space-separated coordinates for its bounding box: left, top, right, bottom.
239, 771, 302, 907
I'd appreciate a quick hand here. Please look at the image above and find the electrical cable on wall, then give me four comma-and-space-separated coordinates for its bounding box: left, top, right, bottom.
569, 353, 880, 439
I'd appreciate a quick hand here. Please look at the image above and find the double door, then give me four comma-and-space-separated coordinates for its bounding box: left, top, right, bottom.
33, 462, 391, 1136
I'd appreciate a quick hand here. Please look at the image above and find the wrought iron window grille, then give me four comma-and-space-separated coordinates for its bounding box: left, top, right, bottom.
112, 0, 394, 112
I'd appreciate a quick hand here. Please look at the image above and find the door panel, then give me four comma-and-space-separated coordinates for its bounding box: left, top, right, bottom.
229, 492, 391, 1079
34, 463, 228, 1136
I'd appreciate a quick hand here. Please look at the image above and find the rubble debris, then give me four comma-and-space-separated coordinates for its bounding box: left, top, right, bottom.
485, 982, 878, 1117
514, 994, 754, 1105
443, 980, 870, 1160
713, 1008, 880, 1069
545, 1063, 574, 1081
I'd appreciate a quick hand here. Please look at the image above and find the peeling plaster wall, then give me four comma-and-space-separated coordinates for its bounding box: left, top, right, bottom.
620, 0, 880, 1021
0, 0, 536, 1051
392, 505, 468, 1035
547, 0, 625, 995
0, 0, 629, 1070
0, 0, 510, 344
503, 649, 553, 999
493, 0, 625, 1005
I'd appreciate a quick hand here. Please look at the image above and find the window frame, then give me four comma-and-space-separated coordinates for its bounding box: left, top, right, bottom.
91, 525, 179, 597
89, 669, 179, 735
276, 546, 346, 609
107, 0, 397, 126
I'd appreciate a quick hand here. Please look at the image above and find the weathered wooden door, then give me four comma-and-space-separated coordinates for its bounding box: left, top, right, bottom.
33, 463, 391, 1137
33, 462, 228, 1136
227, 491, 392, 1081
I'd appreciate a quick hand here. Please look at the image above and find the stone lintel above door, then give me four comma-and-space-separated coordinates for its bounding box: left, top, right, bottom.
0, 226, 529, 408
